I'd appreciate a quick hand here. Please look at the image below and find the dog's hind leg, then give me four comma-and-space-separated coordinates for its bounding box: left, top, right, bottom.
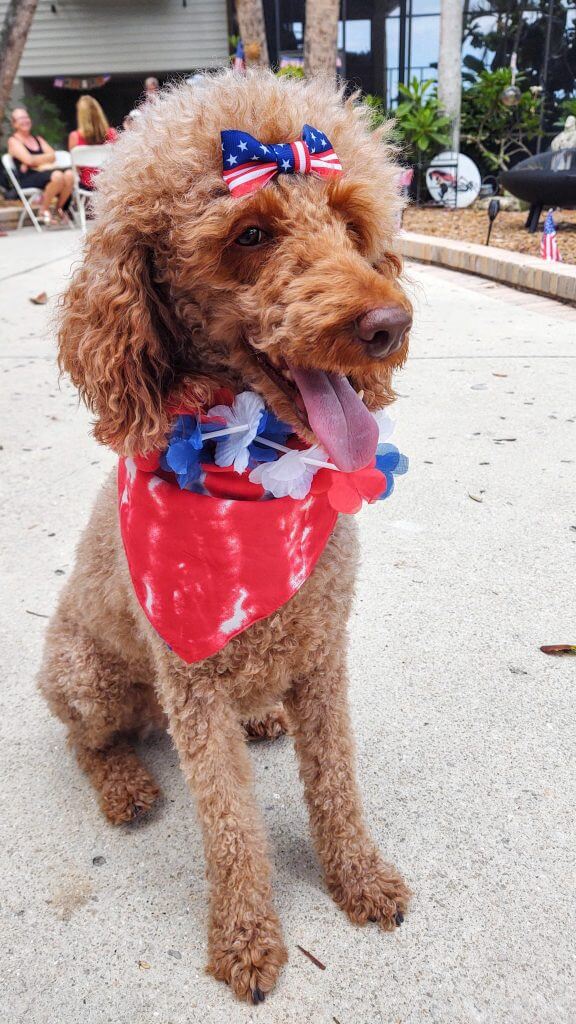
38, 617, 161, 824
286, 649, 411, 931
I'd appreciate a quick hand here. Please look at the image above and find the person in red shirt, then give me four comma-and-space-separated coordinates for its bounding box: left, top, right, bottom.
68, 95, 117, 190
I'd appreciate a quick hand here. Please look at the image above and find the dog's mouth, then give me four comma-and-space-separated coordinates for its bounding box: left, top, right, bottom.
240, 338, 379, 473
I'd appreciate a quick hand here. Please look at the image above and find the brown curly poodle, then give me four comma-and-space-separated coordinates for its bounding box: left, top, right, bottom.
38, 70, 412, 1003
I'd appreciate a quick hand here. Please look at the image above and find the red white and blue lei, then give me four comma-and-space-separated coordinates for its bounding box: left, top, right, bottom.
142, 390, 408, 516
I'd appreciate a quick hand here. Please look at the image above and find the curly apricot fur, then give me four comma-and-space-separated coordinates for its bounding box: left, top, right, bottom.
40, 70, 411, 1002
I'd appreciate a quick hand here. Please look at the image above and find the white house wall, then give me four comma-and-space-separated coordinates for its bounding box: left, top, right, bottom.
0, 0, 229, 76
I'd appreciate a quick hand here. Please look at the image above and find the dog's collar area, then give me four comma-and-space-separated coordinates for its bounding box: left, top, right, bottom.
133, 389, 408, 512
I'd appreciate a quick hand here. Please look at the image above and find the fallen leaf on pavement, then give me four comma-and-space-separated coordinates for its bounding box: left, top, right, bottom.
540, 645, 576, 657
468, 493, 483, 503
138, 960, 151, 970
29, 291, 48, 305
296, 945, 326, 970
492, 372, 508, 377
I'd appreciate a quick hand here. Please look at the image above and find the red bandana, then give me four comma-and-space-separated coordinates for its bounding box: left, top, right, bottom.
118, 458, 338, 664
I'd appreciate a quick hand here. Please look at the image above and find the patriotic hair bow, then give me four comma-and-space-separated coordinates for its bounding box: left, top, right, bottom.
221, 124, 342, 198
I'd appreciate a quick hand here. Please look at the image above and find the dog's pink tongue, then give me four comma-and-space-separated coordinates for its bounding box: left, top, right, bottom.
289, 365, 378, 472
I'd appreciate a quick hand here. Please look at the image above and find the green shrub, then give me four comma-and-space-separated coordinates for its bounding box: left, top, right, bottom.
460, 68, 542, 171
555, 96, 576, 128
362, 93, 390, 131
21, 94, 67, 148
276, 65, 305, 80
395, 78, 452, 161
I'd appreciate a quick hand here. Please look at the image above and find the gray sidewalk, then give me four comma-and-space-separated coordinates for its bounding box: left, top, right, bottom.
1, 231, 575, 1024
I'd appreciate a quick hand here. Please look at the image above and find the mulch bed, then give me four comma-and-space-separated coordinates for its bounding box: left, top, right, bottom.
403, 206, 576, 265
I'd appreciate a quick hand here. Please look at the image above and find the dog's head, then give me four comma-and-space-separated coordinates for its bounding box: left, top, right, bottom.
59, 71, 411, 471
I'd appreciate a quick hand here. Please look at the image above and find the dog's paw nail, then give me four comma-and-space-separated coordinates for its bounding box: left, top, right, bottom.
368, 915, 378, 922
394, 911, 404, 926
252, 986, 265, 1004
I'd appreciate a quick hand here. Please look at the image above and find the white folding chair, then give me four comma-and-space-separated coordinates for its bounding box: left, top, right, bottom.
70, 144, 109, 230
54, 149, 72, 169
1, 153, 42, 233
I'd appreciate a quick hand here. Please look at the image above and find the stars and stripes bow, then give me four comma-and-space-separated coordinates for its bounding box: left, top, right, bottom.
540, 209, 562, 262
221, 124, 343, 197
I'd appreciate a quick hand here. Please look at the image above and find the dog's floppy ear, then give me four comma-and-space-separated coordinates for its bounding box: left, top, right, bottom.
59, 223, 181, 455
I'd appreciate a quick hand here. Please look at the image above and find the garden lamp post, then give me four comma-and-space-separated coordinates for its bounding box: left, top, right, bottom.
485, 198, 501, 245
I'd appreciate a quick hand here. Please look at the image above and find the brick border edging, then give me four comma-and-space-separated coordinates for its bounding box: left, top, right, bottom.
397, 230, 576, 306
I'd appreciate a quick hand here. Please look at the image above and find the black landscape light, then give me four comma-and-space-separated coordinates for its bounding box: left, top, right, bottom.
485, 199, 501, 245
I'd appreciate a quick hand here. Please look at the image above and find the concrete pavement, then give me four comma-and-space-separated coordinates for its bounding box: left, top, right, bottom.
1, 230, 575, 1024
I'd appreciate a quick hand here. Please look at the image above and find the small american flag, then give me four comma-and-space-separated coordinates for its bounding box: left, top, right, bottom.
233, 38, 246, 72
540, 210, 562, 262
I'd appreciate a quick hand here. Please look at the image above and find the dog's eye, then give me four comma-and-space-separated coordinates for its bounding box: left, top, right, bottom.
346, 222, 363, 246
235, 226, 266, 247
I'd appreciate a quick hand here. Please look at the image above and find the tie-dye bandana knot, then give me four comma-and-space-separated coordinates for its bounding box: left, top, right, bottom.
119, 391, 408, 663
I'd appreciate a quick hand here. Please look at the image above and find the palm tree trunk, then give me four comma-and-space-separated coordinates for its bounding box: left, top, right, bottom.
0, 0, 38, 145
236, 0, 270, 67
438, 0, 464, 151
304, 0, 340, 79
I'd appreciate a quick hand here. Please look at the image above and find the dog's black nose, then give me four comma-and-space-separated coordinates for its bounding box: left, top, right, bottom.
355, 306, 412, 359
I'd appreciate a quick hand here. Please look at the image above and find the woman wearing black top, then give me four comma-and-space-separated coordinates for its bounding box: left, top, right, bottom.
8, 108, 74, 226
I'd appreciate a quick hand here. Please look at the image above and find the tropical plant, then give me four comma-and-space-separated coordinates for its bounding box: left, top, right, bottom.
460, 67, 542, 171
394, 78, 452, 160
362, 93, 390, 131
463, 0, 576, 141
555, 95, 576, 128
276, 64, 305, 80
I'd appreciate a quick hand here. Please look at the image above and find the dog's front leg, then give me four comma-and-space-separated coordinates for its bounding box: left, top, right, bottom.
157, 664, 287, 1003
286, 651, 411, 930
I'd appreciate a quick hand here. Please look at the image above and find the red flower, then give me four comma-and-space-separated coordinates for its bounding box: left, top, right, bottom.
311, 462, 387, 514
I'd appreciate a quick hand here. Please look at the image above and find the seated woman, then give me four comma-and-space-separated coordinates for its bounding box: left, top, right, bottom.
68, 95, 117, 191
8, 108, 74, 226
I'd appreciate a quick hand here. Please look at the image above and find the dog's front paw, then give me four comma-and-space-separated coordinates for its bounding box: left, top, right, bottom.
327, 849, 411, 931
207, 907, 288, 1003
